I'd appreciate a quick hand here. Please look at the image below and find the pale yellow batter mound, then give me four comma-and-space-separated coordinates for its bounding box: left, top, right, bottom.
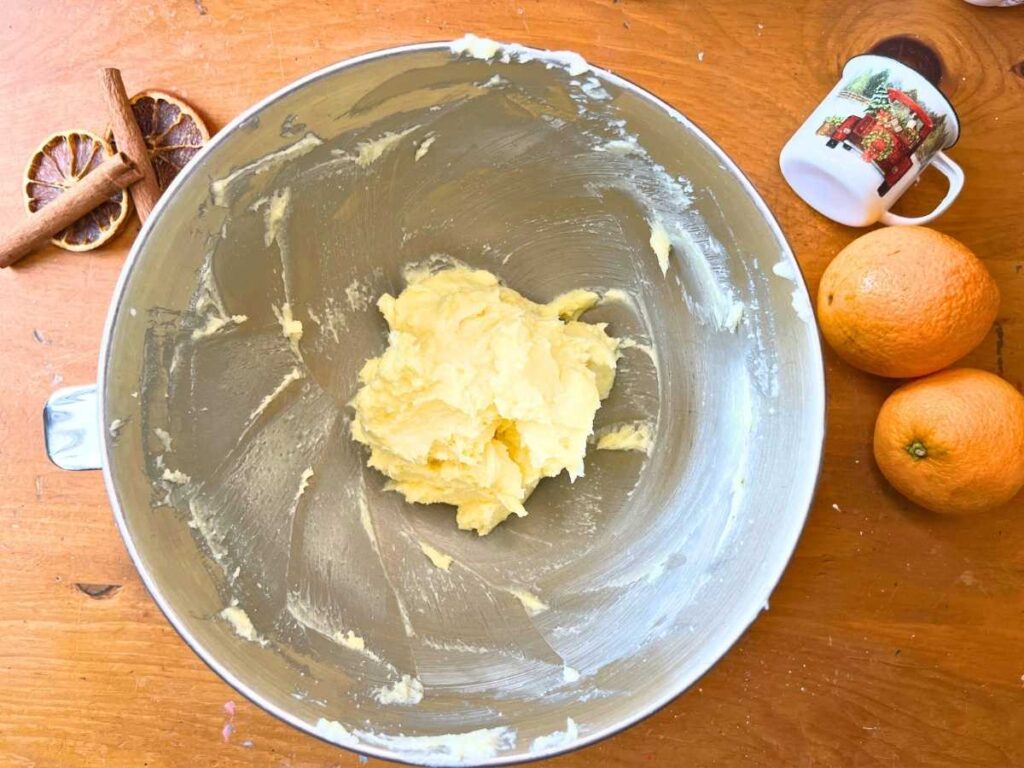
351, 267, 620, 535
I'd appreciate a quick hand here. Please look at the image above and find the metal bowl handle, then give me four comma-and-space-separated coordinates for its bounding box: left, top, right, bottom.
43, 385, 103, 471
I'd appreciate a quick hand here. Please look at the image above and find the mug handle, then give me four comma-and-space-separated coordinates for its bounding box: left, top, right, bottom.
879, 151, 964, 226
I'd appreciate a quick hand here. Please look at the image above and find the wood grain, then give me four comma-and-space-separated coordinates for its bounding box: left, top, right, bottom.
1, 1, 1022, 766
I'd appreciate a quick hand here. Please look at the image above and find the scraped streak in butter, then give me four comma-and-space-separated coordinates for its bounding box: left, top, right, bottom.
161, 468, 191, 485
357, 485, 380, 553
252, 184, 298, 306
421, 637, 493, 655
674, 226, 745, 332
419, 542, 454, 571
220, 602, 267, 646
771, 260, 797, 282
307, 300, 344, 342
579, 76, 611, 101
344, 278, 374, 311
247, 367, 304, 424
355, 125, 420, 168
315, 718, 516, 766
596, 421, 654, 454
449, 33, 503, 60
580, 72, 749, 336
648, 220, 672, 275
601, 288, 632, 305
509, 588, 549, 616
194, 256, 227, 317
449, 33, 590, 77
373, 674, 425, 706
333, 629, 365, 652
772, 260, 814, 323
451, 557, 554, 623
596, 137, 642, 155
286, 590, 391, 664
187, 498, 229, 563
154, 428, 173, 452
262, 186, 291, 247
189, 250, 253, 354
414, 134, 436, 162
791, 293, 813, 322
714, 374, 756, 554
530, 718, 578, 753
191, 313, 248, 340
358, 485, 417, 638
333, 630, 382, 661
617, 336, 658, 366
210, 133, 322, 206
273, 303, 303, 354
293, 467, 314, 505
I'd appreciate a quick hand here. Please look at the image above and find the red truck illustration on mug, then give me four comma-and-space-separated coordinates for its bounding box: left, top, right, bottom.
825, 88, 934, 196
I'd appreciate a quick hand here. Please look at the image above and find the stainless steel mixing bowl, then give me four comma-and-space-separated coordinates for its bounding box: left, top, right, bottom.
46, 40, 825, 766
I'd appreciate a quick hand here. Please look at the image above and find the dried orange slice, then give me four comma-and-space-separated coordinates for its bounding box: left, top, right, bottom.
108, 90, 209, 190
23, 130, 131, 251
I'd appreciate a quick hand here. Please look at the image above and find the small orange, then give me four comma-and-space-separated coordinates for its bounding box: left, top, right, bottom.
874, 368, 1024, 515
818, 226, 999, 378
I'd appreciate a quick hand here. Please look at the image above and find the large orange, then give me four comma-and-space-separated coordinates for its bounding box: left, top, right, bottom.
818, 227, 999, 378
874, 368, 1024, 515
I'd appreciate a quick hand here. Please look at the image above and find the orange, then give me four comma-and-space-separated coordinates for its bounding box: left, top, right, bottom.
817, 226, 999, 378
107, 90, 209, 190
23, 130, 131, 251
874, 368, 1024, 515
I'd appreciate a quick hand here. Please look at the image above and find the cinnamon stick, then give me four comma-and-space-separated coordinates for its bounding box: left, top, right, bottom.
0, 152, 141, 269
100, 67, 161, 222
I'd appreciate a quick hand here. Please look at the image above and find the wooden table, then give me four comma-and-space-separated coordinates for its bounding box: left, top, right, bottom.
2, 1, 1022, 765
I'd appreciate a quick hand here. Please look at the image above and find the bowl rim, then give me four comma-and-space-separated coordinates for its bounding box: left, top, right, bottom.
98, 39, 827, 766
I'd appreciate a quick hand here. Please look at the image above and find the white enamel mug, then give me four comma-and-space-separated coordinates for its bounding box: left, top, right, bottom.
780, 55, 963, 227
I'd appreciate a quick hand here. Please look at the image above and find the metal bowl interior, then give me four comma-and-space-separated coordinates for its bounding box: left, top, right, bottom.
99, 41, 824, 765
